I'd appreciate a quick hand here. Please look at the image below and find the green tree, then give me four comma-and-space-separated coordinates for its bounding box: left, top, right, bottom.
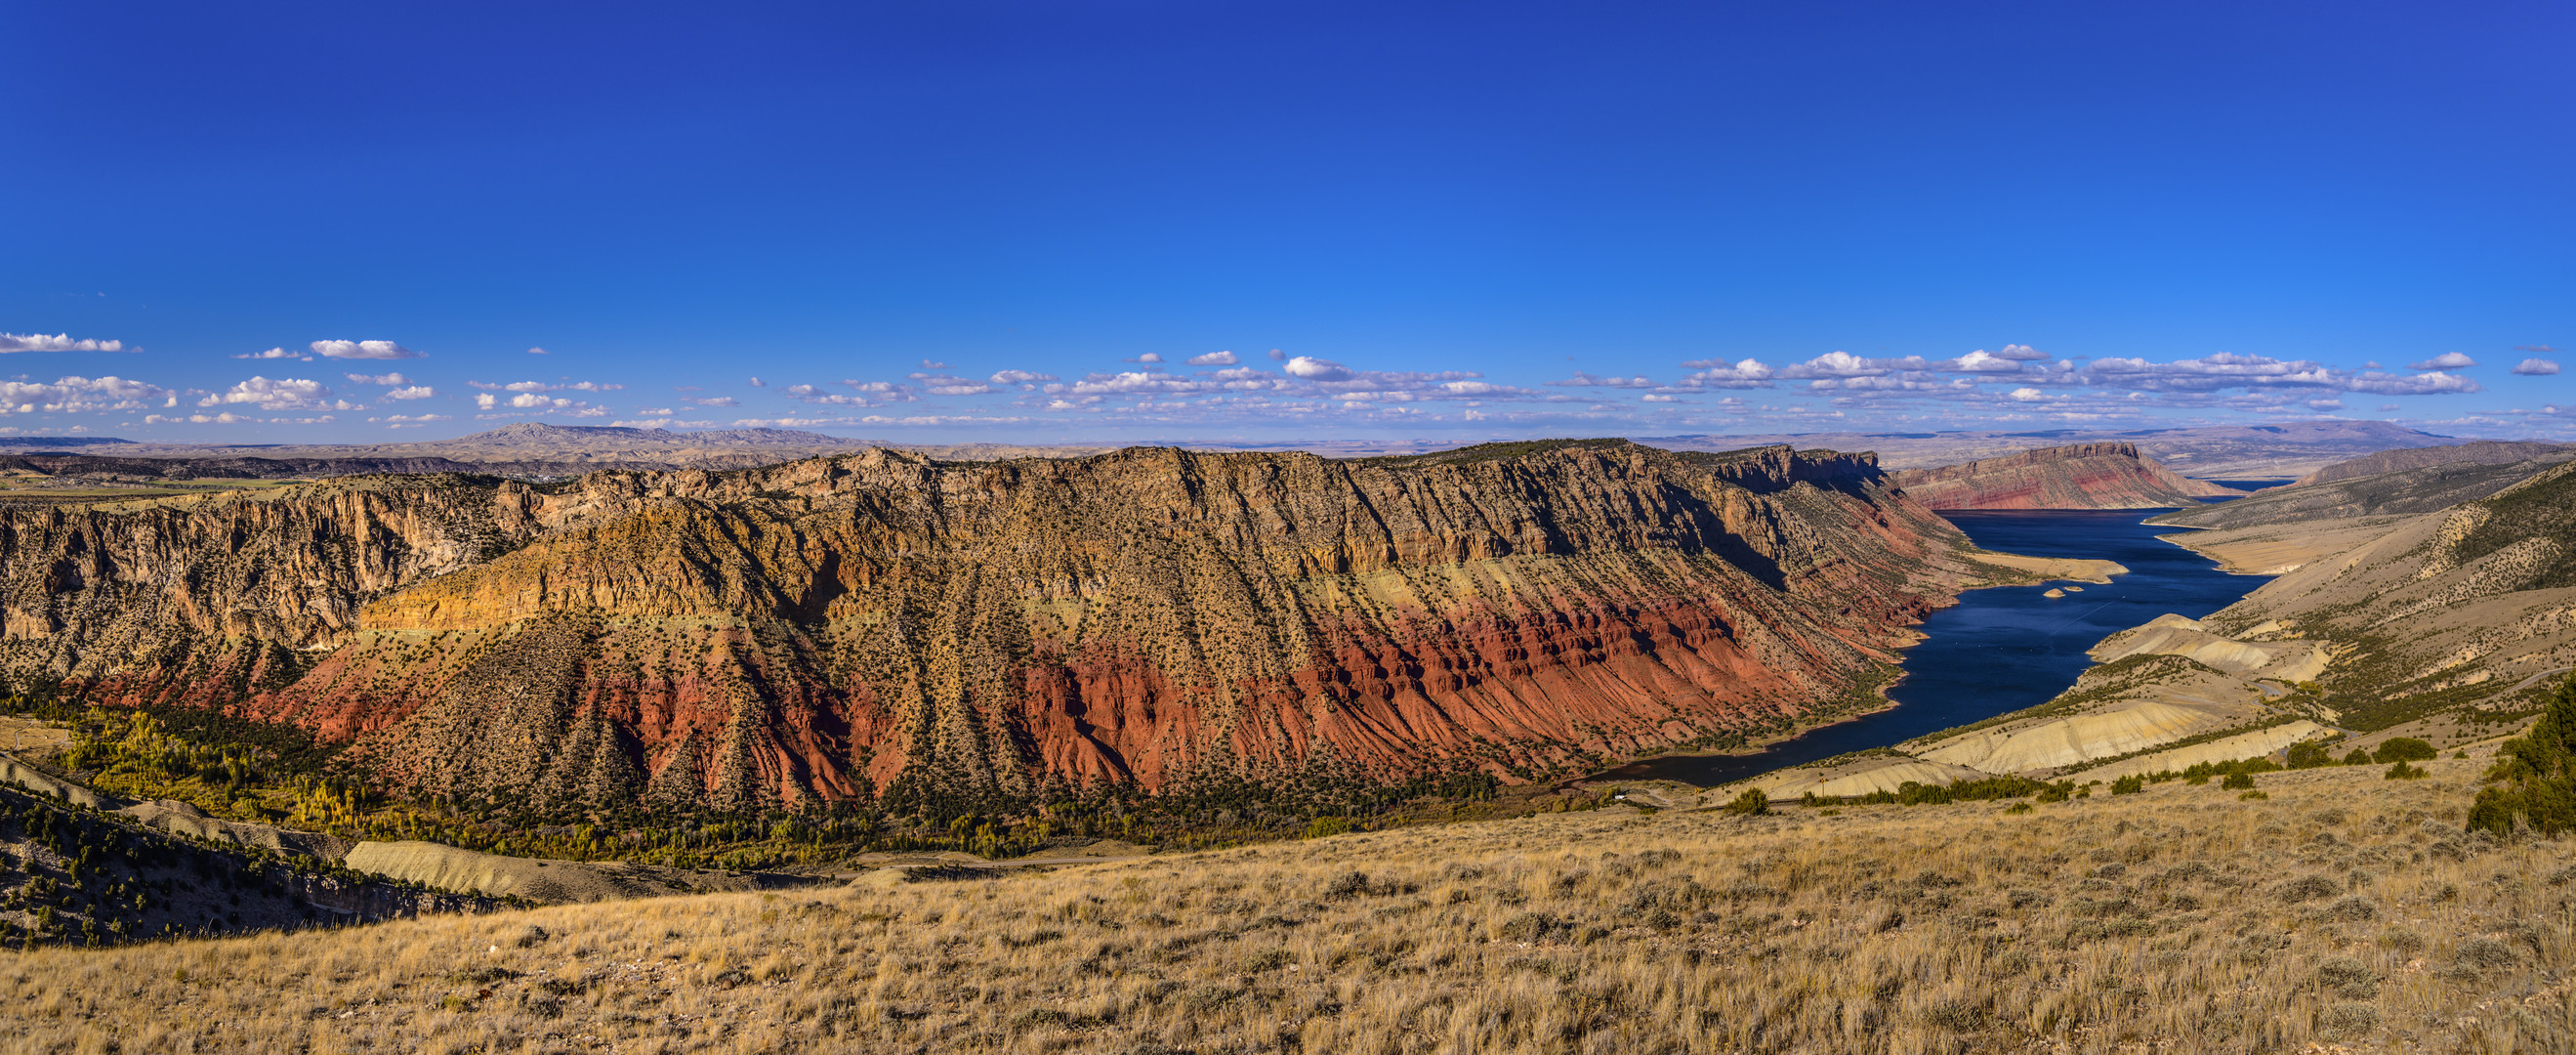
1723, 788, 1768, 816
2372, 738, 2438, 763
2468, 674, 2576, 837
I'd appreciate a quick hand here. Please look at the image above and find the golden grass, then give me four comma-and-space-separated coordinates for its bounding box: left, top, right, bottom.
5, 756, 2570, 1054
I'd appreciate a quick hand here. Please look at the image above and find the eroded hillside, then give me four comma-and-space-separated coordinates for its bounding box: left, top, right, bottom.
1888, 442, 2239, 510
0, 441, 2038, 816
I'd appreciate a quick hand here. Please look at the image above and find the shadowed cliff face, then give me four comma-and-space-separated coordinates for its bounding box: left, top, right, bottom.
0, 441, 1992, 813
1890, 442, 2241, 510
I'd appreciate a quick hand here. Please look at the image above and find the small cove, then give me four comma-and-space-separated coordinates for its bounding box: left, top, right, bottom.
1594, 508, 2270, 786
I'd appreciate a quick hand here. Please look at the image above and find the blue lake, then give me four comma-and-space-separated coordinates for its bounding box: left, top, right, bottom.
1593, 508, 2270, 786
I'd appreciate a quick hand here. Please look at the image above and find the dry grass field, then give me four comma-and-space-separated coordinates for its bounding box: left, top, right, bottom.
4, 754, 2570, 1055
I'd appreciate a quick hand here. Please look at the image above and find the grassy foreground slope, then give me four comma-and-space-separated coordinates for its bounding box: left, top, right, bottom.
3, 756, 2568, 1054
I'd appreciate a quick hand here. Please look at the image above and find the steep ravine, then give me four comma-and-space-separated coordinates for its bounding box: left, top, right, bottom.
0, 441, 2055, 814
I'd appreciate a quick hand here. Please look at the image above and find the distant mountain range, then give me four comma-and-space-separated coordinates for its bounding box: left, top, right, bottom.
0, 418, 2499, 480
1641, 420, 2464, 479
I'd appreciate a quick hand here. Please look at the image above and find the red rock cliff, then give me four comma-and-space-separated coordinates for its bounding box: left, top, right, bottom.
1, 441, 2001, 811
1890, 443, 2241, 510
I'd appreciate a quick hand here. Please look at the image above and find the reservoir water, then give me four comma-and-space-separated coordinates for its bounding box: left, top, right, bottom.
1595, 508, 2270, 786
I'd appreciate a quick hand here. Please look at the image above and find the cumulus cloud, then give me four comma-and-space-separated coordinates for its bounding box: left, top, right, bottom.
474, 392, 605, 416
145, 412, 253, 424
0, 376, 174, 414
1283, 357, 1354, 381
310, 340, 421, 360
920, 359, 948, 369
526, 346, 548, 355
1124, 353, 1165, 363
346, 372, 409, 385
2343, 370, 2480, 396
234, 347, 309, 360
0, 333, 128, 354
2514, 359, 2561, 376
784, 380, 921, 406
908, 372, 1001, 396
748, 377, 766, 387
682, 396, 739, 407
1267, 349, 1287, 361
1670, 359, 1776, 390
471, 379, 622, 393
367, 413, 452, 428
2306, 399, 2345, 410
383, 386, 436, 401
1549, 372, 1656, 388
205, 376, 357, 411
990, 369, 1058, 387
2008, 387, 2046, 401
1942, 350, 2032, 372
2408, 352, 2477, 370
1186, 351, 1239, 366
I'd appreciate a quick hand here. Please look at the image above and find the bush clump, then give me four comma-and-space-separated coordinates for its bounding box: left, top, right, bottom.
2222, 772, 2257, 790
1723, 788, 1768, 817
2373, 738, 2438, 763
2469, 673, 2576, 837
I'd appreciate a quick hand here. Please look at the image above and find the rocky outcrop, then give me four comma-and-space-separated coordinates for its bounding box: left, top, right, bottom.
1890, 443, 2241, 509
0, 441, 2010, 813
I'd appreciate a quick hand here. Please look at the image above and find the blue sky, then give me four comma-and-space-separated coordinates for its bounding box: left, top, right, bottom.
1, 1, 2568, 443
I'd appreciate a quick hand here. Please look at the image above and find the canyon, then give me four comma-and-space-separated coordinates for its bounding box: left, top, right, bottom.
0, 441, 2087, 817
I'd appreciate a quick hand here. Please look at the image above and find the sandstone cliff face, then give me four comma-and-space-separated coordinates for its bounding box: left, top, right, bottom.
0, 441, 1993, 814
1890, 443, 2241, 510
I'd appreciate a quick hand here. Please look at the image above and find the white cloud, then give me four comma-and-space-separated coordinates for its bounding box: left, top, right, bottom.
1942, 350, 2030, 372
684, 396, 740, 407
907, 372, 1001, 396
310, 340, 422, 360
2306, 399, 2345, 410
0, 332, 127, 354
990, 369, 1059, 386
0, 376, 173, 414
145, 412, 253, 424
2379, 403, 2403, 411
1125, 353, 1165, 363
1267, 349, 1287, 361
920, 359, 948, 369
1283, 357, 1354, 381
526, 346, 548, 355
2008, 387, 2046, 401
1641, 394, 1680, 402
384, 386, 436, 401
748, 377, 767, 387
1549, 372, 1656, 389
367, 413, 452, 428
1185, 351, 1239, 366
2408, 352, 2477, 370
234, 347, 309, 360
209, 376, 347, 411
2514, 359, 2561, 376
346, 372, 410, 385
1670, 359, 1776, 390
2344, 370, 2480, 396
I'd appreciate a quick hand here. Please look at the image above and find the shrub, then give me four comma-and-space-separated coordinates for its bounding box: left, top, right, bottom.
2222, 772, 2256, 790
2286, 740, 2336, 769
2344, 748, 2373, 766
2110, 775, 2144, 795
2319, 1001, 2379, 1037
2455, 937, 2517, 969
2469, 673, 2576, 837
2277, 875, 2339, 904
1723, 788, 1768, 816
2373, 738, 2438, 763
1304, 817, 1351, 839
2386, 761, 2429, 781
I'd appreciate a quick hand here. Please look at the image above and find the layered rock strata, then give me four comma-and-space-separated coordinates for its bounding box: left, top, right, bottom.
1890, 443, 2240, 510
0, 441, 2010, 812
